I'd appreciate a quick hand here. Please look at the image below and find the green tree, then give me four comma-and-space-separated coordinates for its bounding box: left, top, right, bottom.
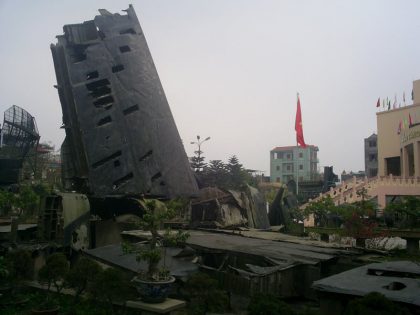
226, 155, 251, 189
201, 160, 229, 187
0, 190, 15, 216
190, 135, 210, 172
384, 196, 420, 228
198, 155, 254, 190
190, 155, 206, 173
303, 196, 336, 227
15, 185, 39, 217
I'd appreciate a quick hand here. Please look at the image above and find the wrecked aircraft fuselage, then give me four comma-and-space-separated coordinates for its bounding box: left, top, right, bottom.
51, 5, 198, 198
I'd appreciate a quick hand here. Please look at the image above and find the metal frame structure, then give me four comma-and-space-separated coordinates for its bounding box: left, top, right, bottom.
1, 105, 40, 158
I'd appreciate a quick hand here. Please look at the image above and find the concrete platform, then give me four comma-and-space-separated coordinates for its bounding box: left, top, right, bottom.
126, 298, 186, 314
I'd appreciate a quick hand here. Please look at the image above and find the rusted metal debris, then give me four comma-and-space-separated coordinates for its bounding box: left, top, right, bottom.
191, 186, 270, 229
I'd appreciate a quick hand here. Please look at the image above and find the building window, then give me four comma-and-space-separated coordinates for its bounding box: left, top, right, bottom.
287, 165, 291, 171
285, 175, 293, 182
276, 177, 280, 182
299, 176, 303, 181
276, 165, 280, 171
278, 152, 283, 159
369, 154, 377, 162
287, 154, 291, 160
369, 140, 377, 147
299, 152, 303, 158
299, 164, 303, 170
370, 168, 378, 177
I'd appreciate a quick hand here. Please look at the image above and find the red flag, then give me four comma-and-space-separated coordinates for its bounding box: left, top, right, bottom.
295, 95, 306, 148
376, 97, 380, 107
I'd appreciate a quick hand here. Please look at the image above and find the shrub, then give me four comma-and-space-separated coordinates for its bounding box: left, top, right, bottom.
38, 252, 69, 294
89, 268, 135, 307
248, 293, 295, 315
185, 273, 229, 315
5, 249, 33, 283
343, 292, 411, 315
65, 257, 101, 300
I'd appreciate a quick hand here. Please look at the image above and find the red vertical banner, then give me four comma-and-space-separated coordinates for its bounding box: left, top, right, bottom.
295, 95, 307, 148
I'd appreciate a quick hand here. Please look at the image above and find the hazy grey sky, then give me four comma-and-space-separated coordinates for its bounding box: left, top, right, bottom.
1, 0, 420, 176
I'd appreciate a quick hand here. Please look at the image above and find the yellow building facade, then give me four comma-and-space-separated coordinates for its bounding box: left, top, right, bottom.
377, 79, 420, 178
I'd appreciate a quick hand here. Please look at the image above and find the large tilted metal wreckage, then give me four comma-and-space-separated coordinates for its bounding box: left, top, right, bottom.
51, 5, 197, 198
43, 5, 199, 249
41, 5, 269, 251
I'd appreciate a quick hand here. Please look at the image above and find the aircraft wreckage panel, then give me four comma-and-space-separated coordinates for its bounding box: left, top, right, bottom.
51, 5, 198, 198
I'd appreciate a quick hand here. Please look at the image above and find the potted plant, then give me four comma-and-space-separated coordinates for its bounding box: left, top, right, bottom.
33, 252, 69, 315
123, 198, 189, 303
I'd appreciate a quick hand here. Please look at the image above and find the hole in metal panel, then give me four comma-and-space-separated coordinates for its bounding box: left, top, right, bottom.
120, 28, 136, 35
98, 30, 106, 40
85, 77, 111, 98
151, 172, 162, 182
86, 71, 99, 80
112, 64, 124, 73
70, 45, 87, 63
113, 172, 133, 189
91, 151, 122, 169
97, 116, 112, 126
123, 104, 139, 116
119, 45, 131, 53
93, 95, 114, 108
89, 86, 111, 98
383, 282, 406, 291
139, 150, 153, 162
86, 79, 110, 90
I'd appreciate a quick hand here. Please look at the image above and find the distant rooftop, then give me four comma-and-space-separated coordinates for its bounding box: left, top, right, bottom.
271, 145, 318, 151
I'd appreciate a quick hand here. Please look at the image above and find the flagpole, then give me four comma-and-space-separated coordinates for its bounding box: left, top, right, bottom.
0, 123, 3, 148
296, 92, 299, 197
296, 140, 299, 196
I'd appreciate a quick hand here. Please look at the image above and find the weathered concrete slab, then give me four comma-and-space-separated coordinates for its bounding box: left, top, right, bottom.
187, 231, 347, 265
126, 298, 186, 314
313, 261, 420, 306
0, 224, 37, 233
123, 230, 357, 266
84, 244, 198, 280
